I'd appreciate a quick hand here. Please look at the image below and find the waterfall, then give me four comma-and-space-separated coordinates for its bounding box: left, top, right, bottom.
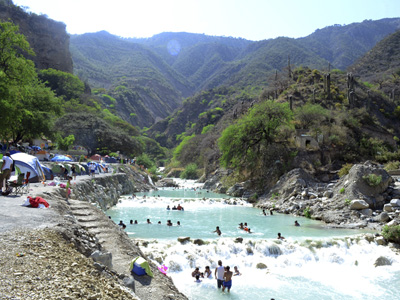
147, 174, 154, 186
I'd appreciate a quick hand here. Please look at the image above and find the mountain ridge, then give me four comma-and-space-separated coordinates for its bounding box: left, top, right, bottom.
69, 18, 400, 128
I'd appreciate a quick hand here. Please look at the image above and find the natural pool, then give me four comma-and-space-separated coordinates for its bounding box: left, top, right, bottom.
107, 180, 400, 300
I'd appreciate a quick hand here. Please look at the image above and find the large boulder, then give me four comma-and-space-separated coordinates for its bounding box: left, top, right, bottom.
374, 212, 391, 223
338, 162, 391, 209
227, 183, 245, 197
349, 200, 369, 210
177, 237, 190, 243
265, 168, 318, 201
90, 250, 112, 269
374, 256, 392, 267
390, 199, 400, 207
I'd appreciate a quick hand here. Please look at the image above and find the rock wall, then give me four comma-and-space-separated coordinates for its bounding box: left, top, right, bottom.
0, 1, 73, 73
53, 167, 153, 210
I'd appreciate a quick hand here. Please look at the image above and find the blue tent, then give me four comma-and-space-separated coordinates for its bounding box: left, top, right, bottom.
41, 165, 54, 180
51, 155, 72, 162
11, 152, 46, 183
105, 157, 117, 163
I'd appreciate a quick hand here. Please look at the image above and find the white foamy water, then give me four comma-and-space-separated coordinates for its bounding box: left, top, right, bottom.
107, 180, 400, 300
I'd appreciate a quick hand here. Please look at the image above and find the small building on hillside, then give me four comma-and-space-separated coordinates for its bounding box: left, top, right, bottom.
295, 130, 320, 150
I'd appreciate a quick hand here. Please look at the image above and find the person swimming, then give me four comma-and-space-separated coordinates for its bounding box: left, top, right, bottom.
233, 266, 241, 276
294, 220, 300, 226
213, 226, 221, 236
277, 232, 285, 240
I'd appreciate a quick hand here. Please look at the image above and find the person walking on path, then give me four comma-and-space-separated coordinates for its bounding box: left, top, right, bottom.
65, 176, 72, 204
0, 152, 13, 190
215, 260, 225, 289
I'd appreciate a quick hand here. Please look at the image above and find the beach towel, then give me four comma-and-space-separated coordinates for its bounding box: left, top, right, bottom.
26, 196, 49, 208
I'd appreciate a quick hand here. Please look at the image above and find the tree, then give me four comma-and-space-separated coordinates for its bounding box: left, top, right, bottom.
294, 103, 329, 130
0, 22, 62, 143
55, 113, 143, 156
56, 134, 75, 151
38, 68, 85, 100
218, 100, 293, 172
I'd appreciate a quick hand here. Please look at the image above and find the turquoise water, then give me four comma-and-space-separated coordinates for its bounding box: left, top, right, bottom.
107, 181, 400, 300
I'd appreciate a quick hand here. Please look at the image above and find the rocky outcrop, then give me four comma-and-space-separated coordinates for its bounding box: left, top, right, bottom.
49, 167, 153, 210
0, 2, 73, 73
257, 162, 400, 229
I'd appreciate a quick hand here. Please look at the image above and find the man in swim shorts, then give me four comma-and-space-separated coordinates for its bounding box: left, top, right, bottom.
222, 266, 233, 292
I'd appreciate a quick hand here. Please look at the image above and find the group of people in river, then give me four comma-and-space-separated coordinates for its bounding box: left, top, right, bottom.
192, 260, 241, 293
238, 222, 252, 233
166, 204, 184, 211
116, 218, 181, 228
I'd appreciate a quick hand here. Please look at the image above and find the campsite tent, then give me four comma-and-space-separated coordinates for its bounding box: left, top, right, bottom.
105, 156, 117, 163
11, 152, 46, 183
90, 154, 102, 161
41, 166, 54, 180
51, 155, 72, 162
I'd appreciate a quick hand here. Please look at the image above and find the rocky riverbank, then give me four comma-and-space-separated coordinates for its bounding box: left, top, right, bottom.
204, 162, 400, 234
257, 162, 400, 232
0, 165, 187, 300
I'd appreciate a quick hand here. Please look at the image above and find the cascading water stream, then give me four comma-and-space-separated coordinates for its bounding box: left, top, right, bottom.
107, 179, 400, 300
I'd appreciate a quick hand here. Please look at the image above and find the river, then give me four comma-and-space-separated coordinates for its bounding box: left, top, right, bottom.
107, 179, 400, 300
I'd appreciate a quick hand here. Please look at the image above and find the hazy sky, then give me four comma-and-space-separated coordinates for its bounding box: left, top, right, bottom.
11, 0, 400, 41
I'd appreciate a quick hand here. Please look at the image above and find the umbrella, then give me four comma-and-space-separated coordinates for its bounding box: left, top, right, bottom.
51, 155, 72, 162
32, 146, 41, 151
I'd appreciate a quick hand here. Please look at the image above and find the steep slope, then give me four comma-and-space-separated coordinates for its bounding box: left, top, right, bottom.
298, 18, 400, 69
70, 31, 193, 127
0, 1, 73, 73
69, 18, 400, 129
202, 37, 329, 90
349, 29, 400, 79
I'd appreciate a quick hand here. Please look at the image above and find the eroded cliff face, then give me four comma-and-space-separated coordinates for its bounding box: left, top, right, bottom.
0, 1, 73, 73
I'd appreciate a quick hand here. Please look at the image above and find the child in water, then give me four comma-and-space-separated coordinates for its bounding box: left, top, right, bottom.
204, 266, 212, 278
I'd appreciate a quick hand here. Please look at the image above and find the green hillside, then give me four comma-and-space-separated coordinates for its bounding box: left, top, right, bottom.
70, 18, 400, 131
70, 31, 192, 127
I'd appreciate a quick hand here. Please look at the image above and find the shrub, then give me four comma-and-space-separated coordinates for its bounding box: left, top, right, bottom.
384, 161, 400, 171
382, 225, 400, 244
135, 153, 155, 169
362, 174, 382, 186
180, 163, 198, 179
303, 207, 311, 219
339, 188, 345, 194
338, 163, 353, 177
344, 198, 351, 206
201, 124, 215, 135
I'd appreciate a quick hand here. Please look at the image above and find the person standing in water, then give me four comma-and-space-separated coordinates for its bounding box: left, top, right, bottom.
222, 266, 233, 292
204, 266, 212, 278
213, 226, 221, 236
215, 260, 225, 289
